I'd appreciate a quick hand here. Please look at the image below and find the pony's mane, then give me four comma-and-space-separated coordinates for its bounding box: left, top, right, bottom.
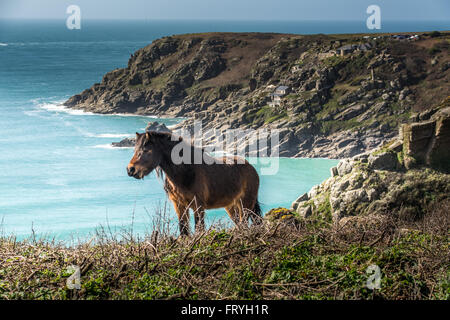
143, 131, 212, 192
145, 131, 177, 181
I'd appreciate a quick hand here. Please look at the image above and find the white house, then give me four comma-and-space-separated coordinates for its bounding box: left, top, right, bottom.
269, 86, 290, 106
275, 85, 290, 95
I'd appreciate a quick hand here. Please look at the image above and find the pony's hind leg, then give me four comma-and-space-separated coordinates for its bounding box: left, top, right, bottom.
225, 205, 241, 226
241, 172, 261, 225
241, 195, 261, 225
232, 198, 251, 226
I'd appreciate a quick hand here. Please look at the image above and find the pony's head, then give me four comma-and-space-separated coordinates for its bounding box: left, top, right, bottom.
127, 132, 167, 179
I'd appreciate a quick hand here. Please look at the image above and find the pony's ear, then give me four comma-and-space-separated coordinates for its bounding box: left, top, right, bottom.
136, 132, 140, 137
145, 132, 151, 140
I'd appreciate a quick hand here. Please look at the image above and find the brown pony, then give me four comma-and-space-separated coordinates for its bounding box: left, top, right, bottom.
127, 131, 262, 235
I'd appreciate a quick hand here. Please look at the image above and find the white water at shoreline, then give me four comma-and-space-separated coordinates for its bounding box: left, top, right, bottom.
37, 101, 162, 118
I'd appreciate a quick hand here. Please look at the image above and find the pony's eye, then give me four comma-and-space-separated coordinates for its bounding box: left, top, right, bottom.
142, 146, 152, 152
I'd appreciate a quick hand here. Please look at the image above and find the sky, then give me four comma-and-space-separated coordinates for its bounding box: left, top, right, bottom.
0, 0, 449, 21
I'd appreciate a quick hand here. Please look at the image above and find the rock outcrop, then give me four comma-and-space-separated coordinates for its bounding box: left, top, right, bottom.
291, 111, 450, 223
112, 121, 172, 148
145, 121, 172, 134
112, 138, 136, 148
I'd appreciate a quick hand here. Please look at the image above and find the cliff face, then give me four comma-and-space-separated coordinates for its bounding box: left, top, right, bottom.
65, 32, 450, 158
64, 33, 284, 114
290, 105, 450, 224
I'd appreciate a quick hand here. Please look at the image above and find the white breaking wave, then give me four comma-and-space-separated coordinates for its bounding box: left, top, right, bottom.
108, 113, 159, 118
94, 133, 133, 138
0, 43, 8, 47
91, 143, 133, 150
38, 102, 95, 116
91, 144, 116, 149
37, 101, 160, 118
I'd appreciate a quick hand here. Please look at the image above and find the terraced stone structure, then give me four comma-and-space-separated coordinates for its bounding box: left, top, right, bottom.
403, 104, 450, 172
291, 105, 450, 222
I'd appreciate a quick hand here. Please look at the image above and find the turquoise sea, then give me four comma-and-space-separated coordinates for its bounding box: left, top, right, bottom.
0, 19, 448, 241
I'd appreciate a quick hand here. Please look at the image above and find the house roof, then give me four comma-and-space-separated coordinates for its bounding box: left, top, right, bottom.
337, 44, 355, 51
276, 85, 289, 91
338, 43, 372, 51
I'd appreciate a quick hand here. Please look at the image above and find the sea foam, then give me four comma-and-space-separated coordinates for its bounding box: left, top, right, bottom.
91, 143, 133, 150
38, 102, 95, 116
91, 144, 116, 149
37, 101, 159, 118
94, 133, 133, 138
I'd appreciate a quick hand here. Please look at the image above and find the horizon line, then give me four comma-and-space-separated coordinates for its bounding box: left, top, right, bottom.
0, 17, 449, 22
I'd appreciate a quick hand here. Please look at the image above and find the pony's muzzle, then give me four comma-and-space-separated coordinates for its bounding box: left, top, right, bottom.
127, 165, 136, 177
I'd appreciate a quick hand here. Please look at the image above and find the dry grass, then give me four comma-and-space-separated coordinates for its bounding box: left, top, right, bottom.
0, 200, 448, 300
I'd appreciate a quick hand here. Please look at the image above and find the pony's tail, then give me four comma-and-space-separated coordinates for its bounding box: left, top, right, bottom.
251, 200, 263, 225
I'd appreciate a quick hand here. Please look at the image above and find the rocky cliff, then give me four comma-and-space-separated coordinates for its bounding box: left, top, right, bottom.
65, 31, 450, 158
287, 104, 450, 225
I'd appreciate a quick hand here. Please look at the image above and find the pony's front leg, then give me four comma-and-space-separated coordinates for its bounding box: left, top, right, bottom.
173, 202, 190, 236
194, 209, 205, 233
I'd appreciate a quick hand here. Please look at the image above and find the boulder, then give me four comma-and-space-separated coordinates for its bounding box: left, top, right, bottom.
336, 159, 353, 176
291, 192, 310, 211
368, 151, 399, 170
296, 205, 312, 218
113, 121, 172, 148
111, 138, 135, 148
145, 121, 172, 133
